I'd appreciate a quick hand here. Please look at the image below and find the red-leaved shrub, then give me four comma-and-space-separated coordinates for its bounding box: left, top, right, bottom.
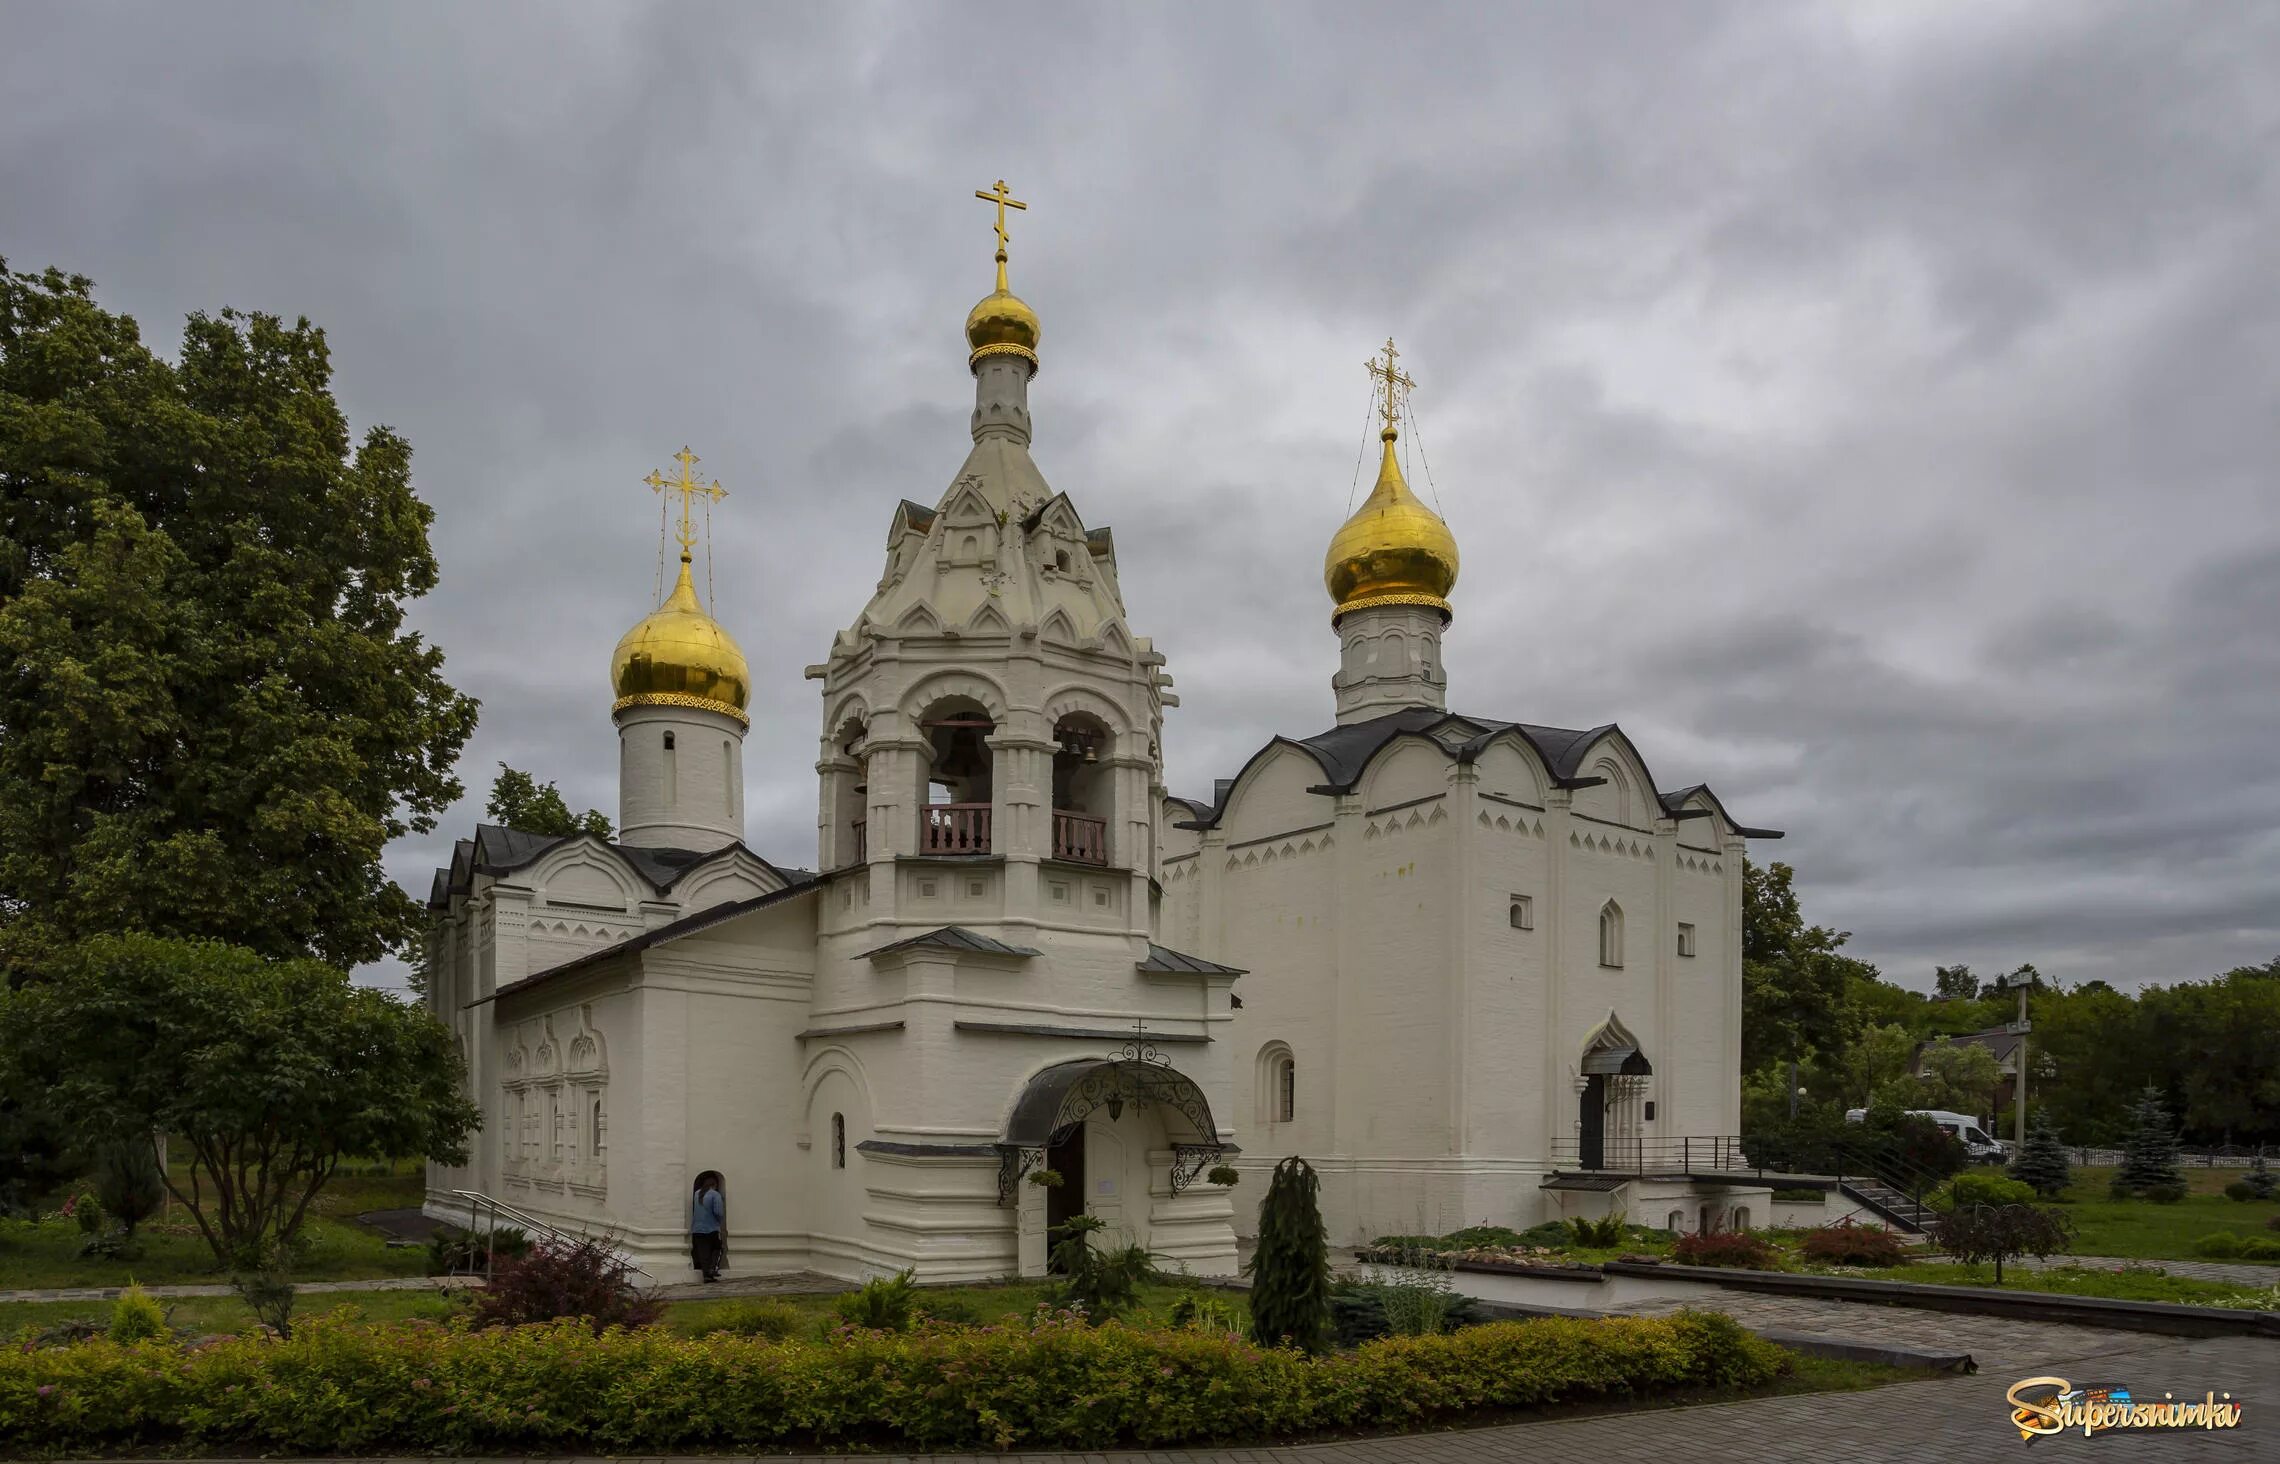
1671, 1231, 1781, 1270
469, 1235, 661, 1333
1798, 1220, 1909, 1267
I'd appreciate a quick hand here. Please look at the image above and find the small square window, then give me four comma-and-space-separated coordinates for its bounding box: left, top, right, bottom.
967, 879, 985, 897
1677, 922, 1697, 957
918, 879, 938, 898
1093, 888, 1109, 907
1509, 895, 1534, 930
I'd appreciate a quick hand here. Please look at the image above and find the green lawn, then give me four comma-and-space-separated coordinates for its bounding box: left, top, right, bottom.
2055, 1167, 2280, 1262
0, 1289, 462, 1339
1, 1161, 431, 1290
1846, 1261, 2273, 1305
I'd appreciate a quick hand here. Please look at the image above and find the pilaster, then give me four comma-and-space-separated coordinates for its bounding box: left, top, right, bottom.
1541, 789, 1572, 1154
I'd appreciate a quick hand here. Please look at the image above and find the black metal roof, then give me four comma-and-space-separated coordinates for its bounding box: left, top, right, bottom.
1139, 943, 1245, 977
426, 823, 801, 911
1177, 706, 1781, 838
854, 925, 1042, 962
476, 875, 820, 1007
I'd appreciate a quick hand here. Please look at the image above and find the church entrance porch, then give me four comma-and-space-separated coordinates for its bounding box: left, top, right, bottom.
999, 1054, 1239, 1279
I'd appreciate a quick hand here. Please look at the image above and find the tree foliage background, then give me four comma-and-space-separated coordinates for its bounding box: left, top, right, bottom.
0, 263, 478, 975
1740, 850, 2280, 1150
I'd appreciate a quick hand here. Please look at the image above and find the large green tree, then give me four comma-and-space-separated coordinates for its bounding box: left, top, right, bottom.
0, 263, 477, 975
0, 934, 479, 1331
1741, 859, 1874, 1074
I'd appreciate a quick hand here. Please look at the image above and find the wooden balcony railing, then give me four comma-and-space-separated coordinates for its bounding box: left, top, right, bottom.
922, 802, 992, 855
849, 819, 866, 865
1052, 809, 1108, 865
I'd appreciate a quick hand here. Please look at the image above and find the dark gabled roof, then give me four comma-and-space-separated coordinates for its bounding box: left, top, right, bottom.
854, 925, 1041, 962
476, 875, 821, 1007
895, 499, 938, 533
1180, 706, 1780, 838
426, 824, 800, 910
1139, 943, 1245, 977
1917, 1027, 2025, 1063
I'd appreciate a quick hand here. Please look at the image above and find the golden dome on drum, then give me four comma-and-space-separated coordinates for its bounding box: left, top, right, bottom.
1324, 427, 1460, 624
611, 559, 751, 724
966, 283, 1040, 369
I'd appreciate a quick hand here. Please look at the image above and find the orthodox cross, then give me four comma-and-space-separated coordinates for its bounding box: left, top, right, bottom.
643, 446, 726, 561
1366, 337, 1416, 432
974, 177, 1028, 260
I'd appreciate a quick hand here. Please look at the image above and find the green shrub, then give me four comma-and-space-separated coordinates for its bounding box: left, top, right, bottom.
2194, 1232, 2244, 1259
107, 1283, 166, 1344
1166, 1291, 1248, 1339
1672, 1232, 1780, 1269
68, 1190, 104, 1235
2223, 1180, 2256, 1202
1932, 1204, 2075, 1284
0, 1307, 1786, 1453
833, 1268, 919, 1332
2244, 1154, 2276, 1201
1936, 1173, 2036, 1211
1044, 1216, 1156, 1325
1439, 1224, 1530, 1250
2144, 1183, 2187, 1204
1246, 1156, 1332, 1354
916, 1295, 984, 1327
2241, 1237, 2280, 1261
1566, 1212, 1627, 1248
703, 1299, 803, 1339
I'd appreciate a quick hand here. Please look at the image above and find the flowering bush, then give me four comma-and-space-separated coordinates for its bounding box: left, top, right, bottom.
1798, 1220, 1910, 1268
0, 1307, 1784, 1453
1671, 1231, 1781, 1270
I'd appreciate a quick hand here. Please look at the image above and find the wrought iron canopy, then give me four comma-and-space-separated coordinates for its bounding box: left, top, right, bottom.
1002, 1056, 1220, 1149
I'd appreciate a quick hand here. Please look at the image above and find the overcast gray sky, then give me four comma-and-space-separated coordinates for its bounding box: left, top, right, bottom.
6, 1, 2276, 996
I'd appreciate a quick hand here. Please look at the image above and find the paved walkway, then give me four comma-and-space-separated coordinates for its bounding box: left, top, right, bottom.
2011, 1253, 2280, 1288
0, 1276, 481, 1304
104, 1333, 2273, 1462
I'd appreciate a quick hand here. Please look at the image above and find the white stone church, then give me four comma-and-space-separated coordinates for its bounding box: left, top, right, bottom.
420, 196, 1780, 1282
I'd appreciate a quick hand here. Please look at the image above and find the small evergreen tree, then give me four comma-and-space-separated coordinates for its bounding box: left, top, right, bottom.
2245, 1152, 2276, 1202
1245, 1155, 1332, 1354
2113, 1086, 2183, 1198
2007, 1110, 2072, 1199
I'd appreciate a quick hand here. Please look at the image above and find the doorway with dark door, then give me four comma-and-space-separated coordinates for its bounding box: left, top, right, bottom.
1578, 1074, 1607, 1169
1044, 1124, 1086, 1269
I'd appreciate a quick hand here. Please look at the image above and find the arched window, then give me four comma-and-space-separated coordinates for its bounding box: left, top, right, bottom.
663, 730, 676, 751
1599, 900, 1625, 968
831, 1112, 846, 1169
1255, 1043, 1296, 1124
1667, 1209, 1686, 1234
1732, 1205, 1752, 1232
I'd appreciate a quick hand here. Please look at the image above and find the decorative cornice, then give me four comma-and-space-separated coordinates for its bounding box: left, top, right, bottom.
612, 692, 750, 727
1333, 590, 1452, 624
969, 341, 1038, 370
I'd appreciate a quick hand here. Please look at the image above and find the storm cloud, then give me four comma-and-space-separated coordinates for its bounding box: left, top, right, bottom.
5, 0, 2275, 993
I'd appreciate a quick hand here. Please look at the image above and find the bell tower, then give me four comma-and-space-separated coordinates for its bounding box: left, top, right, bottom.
807, 180, 1174, 940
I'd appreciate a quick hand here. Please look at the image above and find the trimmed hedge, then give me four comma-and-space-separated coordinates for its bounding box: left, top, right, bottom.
0, 1308, 1783, 1454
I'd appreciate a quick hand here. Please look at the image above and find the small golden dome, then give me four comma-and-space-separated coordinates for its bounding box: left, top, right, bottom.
966, 281, 1040, 370
611, 558, 750, 724
1324, 428, 1460, 624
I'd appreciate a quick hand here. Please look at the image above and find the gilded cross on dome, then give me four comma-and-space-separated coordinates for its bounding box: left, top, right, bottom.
1366, 338, 1416, 433
643, 447, 726, 560
974, 178, 1028, 259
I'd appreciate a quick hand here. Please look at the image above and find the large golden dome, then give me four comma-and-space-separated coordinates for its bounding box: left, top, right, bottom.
1324, 427, 1460, 624
611, 558, 750, 724
966, 280, 1040, 370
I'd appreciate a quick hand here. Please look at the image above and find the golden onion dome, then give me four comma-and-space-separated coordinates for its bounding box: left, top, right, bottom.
610, 558, 750, 725
966, 259, 1040, 370
1324, 427, 1460, 624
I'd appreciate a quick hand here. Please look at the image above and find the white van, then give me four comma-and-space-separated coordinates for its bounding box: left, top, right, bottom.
1843, 1108, 2012, 1163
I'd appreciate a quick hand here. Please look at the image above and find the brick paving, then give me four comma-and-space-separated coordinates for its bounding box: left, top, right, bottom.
2010, 1253, 2280, 1288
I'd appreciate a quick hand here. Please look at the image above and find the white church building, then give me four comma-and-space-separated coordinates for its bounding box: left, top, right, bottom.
420, 191, 1780, 1281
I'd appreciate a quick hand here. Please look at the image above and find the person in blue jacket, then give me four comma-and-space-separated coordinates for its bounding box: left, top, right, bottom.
690, 1170, 726, 1282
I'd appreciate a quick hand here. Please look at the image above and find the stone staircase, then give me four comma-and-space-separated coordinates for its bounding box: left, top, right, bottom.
1840, 1178, 1934, 1234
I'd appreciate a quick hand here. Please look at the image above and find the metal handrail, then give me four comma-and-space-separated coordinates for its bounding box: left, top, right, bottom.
446, 1188, 589, 1280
